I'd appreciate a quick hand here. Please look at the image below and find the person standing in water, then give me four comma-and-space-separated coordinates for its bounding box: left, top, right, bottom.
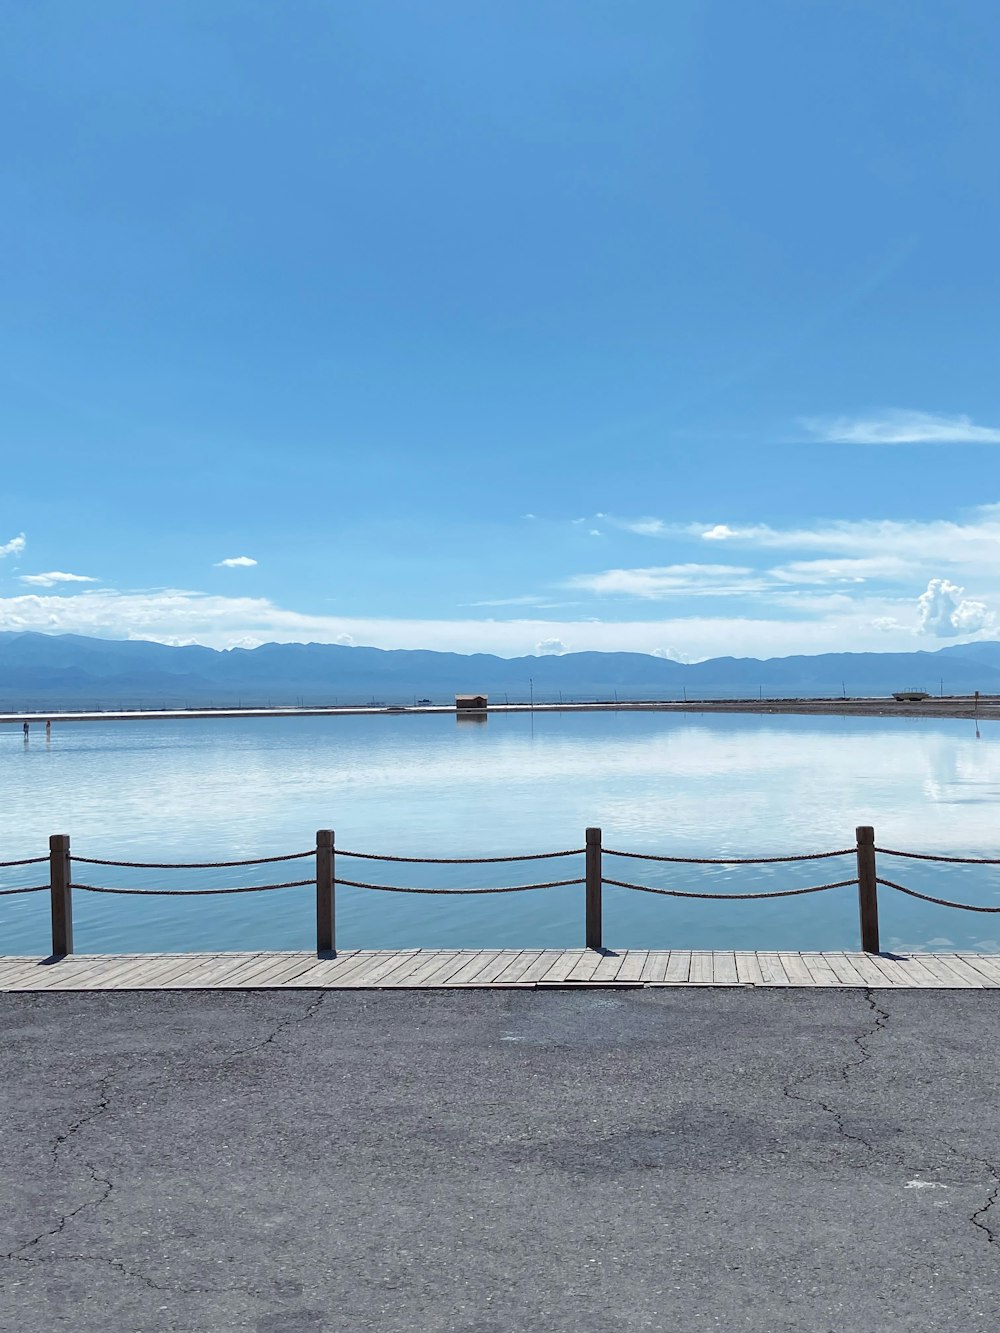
45, 719, 51, 736
22, 721, 29, 739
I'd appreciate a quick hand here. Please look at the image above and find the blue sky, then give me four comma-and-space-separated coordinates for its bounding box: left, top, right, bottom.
3, 0, 1000, 660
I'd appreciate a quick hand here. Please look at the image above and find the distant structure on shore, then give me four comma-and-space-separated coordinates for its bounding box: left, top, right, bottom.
455, 693, 488, 713
892, 690, 931, 702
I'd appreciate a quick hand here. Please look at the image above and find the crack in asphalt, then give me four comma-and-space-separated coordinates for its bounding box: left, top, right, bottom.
782, 989, 1000, 1252
782, 988, 898, 1163
4, 1162, 113, 1268
223, 989, 329, 1063
2, 991, 330, 1297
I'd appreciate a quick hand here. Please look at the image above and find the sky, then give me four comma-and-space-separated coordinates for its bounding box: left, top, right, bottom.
2, 0, 1000, 662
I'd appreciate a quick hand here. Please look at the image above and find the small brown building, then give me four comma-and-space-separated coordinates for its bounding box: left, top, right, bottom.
455, 693, 488, 712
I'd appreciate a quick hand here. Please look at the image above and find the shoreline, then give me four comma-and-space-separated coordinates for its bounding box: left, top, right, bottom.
1, 695, 997, 724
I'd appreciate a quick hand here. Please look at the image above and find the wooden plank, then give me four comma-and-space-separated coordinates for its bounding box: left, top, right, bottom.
775, 953, 813, 986
885, 954, 951, 988
957, 953, 1000, 985
277, 951, 381, 987
491, 951, 545, 984
422, 950, 497, 986
0, 956, 84, 988
799, 954, 839, 986
442, 950, 502, 985
864, 953, 925, 986
939, 953, 1000, 986
588, 950, 627, 982
612, 950, 648, 983
539, 951, 589, 983
0, 956, 52, 985
757, 952, 790, 985
164, 952, 270, 989
469, 952, 531, 985
734, 952, 764, 985
4, 954, 138, 991
512, 951, 569, 985
914, 954, 984, 988
842, 952, 900, 987
660, 950, 691, 984
689, 952, 714, 985
640, 951, 671, 983
822, 953, 869, 986
566, 950, 606, 982
96, 953, 225, 989
380, 951, 461, 987
208, 952, 320, 988
712, 952, 738, 985
338, 950, 425, 987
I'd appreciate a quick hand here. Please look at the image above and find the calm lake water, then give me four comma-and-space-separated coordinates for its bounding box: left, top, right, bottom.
2, 710, 1000, 956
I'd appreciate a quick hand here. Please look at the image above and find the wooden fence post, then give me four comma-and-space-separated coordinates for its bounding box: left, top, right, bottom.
586, 826, 603, 951
856, 824, 879, 954
316, 829, 335, 956
49, 833, 72, 957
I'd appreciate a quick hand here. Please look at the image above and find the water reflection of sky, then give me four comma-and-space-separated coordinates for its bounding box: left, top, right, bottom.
2, 712, 999, 957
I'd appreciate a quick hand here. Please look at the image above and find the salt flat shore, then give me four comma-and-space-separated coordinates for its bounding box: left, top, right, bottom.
1, 695, 997, 724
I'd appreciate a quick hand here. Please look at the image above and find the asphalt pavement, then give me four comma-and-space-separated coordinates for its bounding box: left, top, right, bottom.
1, 987, 998, 1332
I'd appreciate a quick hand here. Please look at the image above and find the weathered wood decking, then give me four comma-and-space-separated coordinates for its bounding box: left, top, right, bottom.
2, 949, 1000, 990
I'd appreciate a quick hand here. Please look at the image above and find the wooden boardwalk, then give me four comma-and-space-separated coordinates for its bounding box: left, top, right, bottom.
2, 949, 1000, 990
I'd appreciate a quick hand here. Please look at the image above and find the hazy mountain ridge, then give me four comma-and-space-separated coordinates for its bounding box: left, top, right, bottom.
2, 631, 1000, 708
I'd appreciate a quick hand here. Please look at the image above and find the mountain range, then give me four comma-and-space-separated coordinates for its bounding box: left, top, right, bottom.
3, 631, 1000, 709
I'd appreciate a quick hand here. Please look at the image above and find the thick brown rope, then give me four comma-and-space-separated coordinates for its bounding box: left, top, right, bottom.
605, 848, 854, 865
876, 877, 1000, 913
71, 879, 312, 896
71, 850, 314, 869
0, 856, 47, 868
876, 847, 1000, 866
603, 877, 857, 900
336, 848, 583, 864
0, 884, 48, 896
335, 876, 585, 894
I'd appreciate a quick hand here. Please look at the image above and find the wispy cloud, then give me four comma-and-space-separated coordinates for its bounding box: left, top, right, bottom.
20, 571, 98, 587
215, 556, 258, 568
568, 564, 770, 599
1, 534, 26, 559
801, 410, 1000, 445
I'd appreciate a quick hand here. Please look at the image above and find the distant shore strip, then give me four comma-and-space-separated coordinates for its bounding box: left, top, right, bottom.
1, 695, 997, 725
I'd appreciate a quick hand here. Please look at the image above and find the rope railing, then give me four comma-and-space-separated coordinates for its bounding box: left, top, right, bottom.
4, 823, 1000, 959
605, 848, 853, 865
336, 847, 583, 864
71, 879, 313, 896
336, 876, 584, 895
876, 847, 1000, 865
71, 850, 315, 869
876, 878, 1000, 913
602, 877, 857, 900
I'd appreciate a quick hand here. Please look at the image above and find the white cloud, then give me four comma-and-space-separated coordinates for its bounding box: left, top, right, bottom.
770, 557, 913, 585
916, 578, 994, 637
568, 564, 769, 599
589, 529, 602, 537
215, 556, 258, 568
19, 571, 98, 587
802, 410, 1000, 445
333, 633, 356, 646
619, 517, 669, 536
535, 638, 569, 655
1, 534, 26, 559
701, 524, 735, 541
